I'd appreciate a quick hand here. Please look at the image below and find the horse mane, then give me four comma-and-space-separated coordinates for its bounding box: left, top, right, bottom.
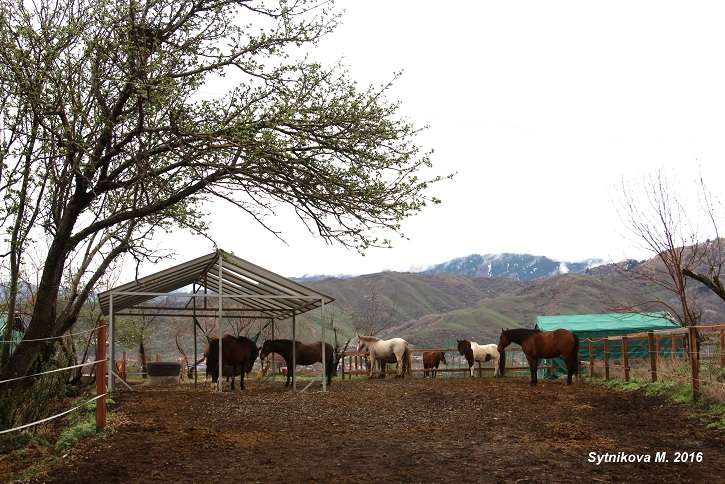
358, 335, 380, 342
457, 339, 473, 363
504, 328, 541, 344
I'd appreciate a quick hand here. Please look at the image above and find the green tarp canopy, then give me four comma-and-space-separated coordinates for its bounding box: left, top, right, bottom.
533, 312, 684, 377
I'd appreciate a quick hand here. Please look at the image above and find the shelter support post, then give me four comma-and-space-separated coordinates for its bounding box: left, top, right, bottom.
292, 313, 296, 391
321, 299, 326, 392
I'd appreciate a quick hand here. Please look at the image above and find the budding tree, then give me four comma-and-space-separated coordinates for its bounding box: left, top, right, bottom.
0, 0, 444, 410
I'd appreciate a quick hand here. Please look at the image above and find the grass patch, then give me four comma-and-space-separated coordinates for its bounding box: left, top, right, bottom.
589, 376, 725, 432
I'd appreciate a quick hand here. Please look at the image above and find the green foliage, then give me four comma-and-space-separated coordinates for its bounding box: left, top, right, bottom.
705, 403, 725, 431
644, 380, 693, 405
55, 421, 97, 451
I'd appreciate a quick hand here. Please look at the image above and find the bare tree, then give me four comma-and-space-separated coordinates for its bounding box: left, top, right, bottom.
617, 169, 723, 326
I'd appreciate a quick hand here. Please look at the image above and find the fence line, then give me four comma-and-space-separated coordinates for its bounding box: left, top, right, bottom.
342, 324, 725, 401
0, 322, 108, 434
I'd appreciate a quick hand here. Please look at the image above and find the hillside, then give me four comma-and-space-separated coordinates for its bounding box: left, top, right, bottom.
303, 262, 725, 349
139, 252, 725, 360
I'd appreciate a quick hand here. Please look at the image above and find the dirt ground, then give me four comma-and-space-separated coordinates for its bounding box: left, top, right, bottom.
4, 375, 725, 483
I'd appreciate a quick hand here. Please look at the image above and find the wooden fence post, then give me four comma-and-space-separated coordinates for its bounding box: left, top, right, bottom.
720, 329, 725, 369
689, 326, 700, 400
588, 339, 594, 378
96, 320, 107, 433
648, 332, 657, 383
603, 339, 610, 380
622, 336, 630, 382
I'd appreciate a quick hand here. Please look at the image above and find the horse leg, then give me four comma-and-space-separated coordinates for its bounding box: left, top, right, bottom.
564, 356, 576, 385
395, 356, 403, 378
528, 356, 538, 385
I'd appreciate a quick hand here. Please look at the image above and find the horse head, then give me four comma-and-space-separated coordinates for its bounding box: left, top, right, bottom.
246, 344, 260, 375
356, 335, 368, 353
259, 340, 271, 361
439, 351, 447, 365
497, 328, 511, 354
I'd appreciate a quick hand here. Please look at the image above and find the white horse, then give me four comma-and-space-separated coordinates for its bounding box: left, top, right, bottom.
457, 339, 501, 378
357, 335, 412, 378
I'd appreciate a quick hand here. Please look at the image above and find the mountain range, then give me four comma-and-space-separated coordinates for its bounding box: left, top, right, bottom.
297, 252, 725, 349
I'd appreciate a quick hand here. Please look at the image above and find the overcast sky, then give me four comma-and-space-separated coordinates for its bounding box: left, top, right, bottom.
152, 1, 725, 279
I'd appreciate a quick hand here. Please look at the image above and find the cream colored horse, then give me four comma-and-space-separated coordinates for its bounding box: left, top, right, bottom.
357, 335, 412, 378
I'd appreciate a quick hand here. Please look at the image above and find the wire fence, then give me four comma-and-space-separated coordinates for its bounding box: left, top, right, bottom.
0, 323, 108, 434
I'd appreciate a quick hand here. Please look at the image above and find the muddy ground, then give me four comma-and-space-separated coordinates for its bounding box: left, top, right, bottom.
4, 375, 725, 483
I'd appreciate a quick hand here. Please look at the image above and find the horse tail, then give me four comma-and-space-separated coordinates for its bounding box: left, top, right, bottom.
405, 345, 413, 377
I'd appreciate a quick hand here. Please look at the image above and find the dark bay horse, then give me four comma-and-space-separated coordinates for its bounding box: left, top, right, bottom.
422, 351, 447, 378
259, 339, 334, 387
205, 334, 259, 390
497, 328, 579, 385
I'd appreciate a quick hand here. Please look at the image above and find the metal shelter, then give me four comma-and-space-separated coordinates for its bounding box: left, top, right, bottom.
98, 249, 335, 391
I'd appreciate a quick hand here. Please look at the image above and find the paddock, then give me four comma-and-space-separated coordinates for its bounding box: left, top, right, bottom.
14, 377, 724, 483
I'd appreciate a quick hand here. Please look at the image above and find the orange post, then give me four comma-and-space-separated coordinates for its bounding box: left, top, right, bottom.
96, 320, 107, 433
648, 332, 657, 383
621, 336, 630, 382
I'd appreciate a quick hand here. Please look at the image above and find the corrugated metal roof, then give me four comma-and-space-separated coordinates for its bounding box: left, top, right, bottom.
98, 250, 334, 320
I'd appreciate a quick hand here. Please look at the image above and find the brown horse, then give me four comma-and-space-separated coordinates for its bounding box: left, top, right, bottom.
497, 328, 579, 385
259, 339, 335, 387
205, 334, 259, 390
422, 351, 447, 377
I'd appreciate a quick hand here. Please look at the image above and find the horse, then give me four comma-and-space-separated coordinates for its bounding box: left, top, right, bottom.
357, 335, 412, 379
457, 339, 501, 378
259, 339, 335, 387
205, 334, 259, 390
422, 351, 447, 378
497, 328, 580, 385
361, 351, 411, 376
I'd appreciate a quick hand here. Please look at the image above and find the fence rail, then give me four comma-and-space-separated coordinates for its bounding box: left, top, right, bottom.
343, 324, 725, 400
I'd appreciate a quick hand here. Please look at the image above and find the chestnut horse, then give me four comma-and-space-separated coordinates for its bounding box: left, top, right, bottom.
205, 334, 259, 390
497, 328, 579, 385
259, 339, 335, 387
457, 339, 501, 378
422, 351, 447, 378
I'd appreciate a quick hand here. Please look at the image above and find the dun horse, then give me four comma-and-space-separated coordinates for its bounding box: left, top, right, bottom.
205, 334, 259, 390
422, 351, 447, 377
259, 339, 335, 386
497, 328, 580, 385
457, 339, 501, 378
